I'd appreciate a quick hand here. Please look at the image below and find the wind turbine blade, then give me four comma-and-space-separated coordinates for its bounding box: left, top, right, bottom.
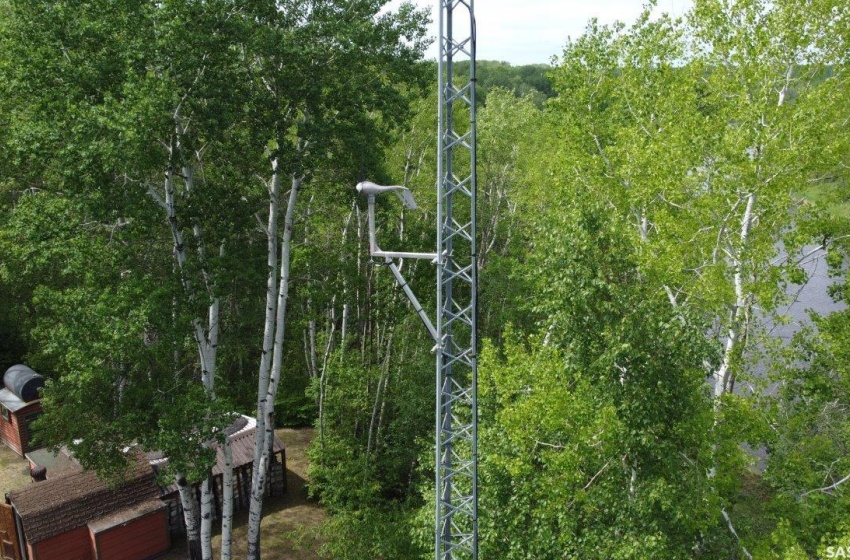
395, 188, 418, 210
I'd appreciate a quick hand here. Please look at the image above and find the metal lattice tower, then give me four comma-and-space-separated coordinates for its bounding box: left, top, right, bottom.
436, 1, 477, 559
356, 2, 477, 558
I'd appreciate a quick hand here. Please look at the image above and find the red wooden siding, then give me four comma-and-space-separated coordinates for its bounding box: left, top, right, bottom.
92, 509, 169, 560
0, 409, 21, 456
31, 526, 91, 560
0, 504, 22, 560
0, 403, 42, 457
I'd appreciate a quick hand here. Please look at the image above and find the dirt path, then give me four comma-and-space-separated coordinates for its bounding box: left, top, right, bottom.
162, 427, 326, 559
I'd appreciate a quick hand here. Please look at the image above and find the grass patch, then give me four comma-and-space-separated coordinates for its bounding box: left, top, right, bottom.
805, 181, 850, 218
0, 443, 31, 497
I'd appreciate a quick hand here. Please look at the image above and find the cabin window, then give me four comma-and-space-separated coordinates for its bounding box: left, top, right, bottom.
22, 412, 41, 444
0, 406, 9, 422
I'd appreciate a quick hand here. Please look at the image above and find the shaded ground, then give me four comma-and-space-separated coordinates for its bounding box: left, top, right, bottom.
0, 443, 31, 498
161, 427, 326, 560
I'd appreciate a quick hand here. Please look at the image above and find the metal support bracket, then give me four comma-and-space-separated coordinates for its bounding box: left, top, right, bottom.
360, 187, 439, 343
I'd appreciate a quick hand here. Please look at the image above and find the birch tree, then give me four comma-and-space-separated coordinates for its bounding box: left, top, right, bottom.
0, 2, 257, 558
236, 2, 428, 557
475, 204, 717, 559
517, 1, 850, 555
543, 0, 849, 400
1, 0, 429, 557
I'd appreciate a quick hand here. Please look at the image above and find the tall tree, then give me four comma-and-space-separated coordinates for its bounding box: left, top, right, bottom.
239, 2, 428, 558
476, 203, 717, 559
1, 1, 429, 558
0, 2, 256, 556
521, 1, 850, 555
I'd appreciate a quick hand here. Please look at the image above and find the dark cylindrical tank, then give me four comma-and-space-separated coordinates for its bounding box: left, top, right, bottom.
3, 364, 45, 402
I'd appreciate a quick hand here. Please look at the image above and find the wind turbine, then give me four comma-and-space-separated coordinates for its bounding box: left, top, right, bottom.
356, 181, 418, 209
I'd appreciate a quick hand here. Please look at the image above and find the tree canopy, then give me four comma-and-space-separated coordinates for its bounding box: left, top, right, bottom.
1, 0, 849, 559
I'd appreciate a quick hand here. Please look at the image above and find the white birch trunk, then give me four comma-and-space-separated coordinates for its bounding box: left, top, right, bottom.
245, 158, 282, 560
317, 304, 336, 439
712, 70, 788, 399
220, 437, 234, 560
247, 172, 301, 560
177, 474, 203, 560
713, 192, 756, 399
317, 203, 354, 442
366, 334, 392, 462
376, 333, 403, 451
341, 303, 349, 349
196, 255, 220, 558
163, 169, 189, 282
200, 476, 214, 560
304, 195, 318, 379
309, 319, 318, 378
157, 127, 223, 557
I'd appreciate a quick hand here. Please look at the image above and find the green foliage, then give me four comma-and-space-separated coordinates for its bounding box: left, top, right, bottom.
309, 315, 435, 496
318, 505, 427, 560
309, 2, 850, 555
1, 0, 849, 557
753, 519, 810, 560
752, 309, 850, 556
452, 60, 555, 107
472, 202, 718, 559
307, 321, 435, 556
0, 188, 231, 481
476, 89, 543, 340
0, 0, 431, 491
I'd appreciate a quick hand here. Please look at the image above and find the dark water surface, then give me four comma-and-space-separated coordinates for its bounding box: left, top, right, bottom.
767, 245, 846, 343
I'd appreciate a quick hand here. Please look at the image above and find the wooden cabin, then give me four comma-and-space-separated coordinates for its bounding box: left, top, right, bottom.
4, 452, 170, 560
1, 414, 285, 558
0, 366, 45, 457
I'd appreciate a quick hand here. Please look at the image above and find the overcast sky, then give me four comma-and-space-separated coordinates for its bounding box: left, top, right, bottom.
386, 0, 692, 65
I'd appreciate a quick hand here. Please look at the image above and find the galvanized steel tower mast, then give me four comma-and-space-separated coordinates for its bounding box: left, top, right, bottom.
356, 2, 478, 558
436, 1, 477, 559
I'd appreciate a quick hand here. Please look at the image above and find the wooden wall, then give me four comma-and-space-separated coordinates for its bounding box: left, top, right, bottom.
0, 408, 22, 456
28, 510, 170, 560
31, 526, 91, 560
0, 403, 42, 457
0, 503, 22, 560
92, 509, 170, 560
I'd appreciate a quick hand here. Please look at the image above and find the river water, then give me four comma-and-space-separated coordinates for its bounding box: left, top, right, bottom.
743, 245, 844, 469
766, 244, 846, 343
737, 244, 846, 398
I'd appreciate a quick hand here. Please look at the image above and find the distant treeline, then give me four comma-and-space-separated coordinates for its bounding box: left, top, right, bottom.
453, 60, 555, 106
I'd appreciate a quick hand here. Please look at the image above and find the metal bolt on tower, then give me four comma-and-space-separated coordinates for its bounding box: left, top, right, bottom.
356, 1, 477, 558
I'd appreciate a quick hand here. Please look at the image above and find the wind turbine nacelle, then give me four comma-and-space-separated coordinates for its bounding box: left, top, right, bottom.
356, 181, 418, 209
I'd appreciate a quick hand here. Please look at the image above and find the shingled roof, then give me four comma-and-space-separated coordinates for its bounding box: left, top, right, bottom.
212, 425, 285, 477
156, 419, 285, 495
7, 452, 161, 544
